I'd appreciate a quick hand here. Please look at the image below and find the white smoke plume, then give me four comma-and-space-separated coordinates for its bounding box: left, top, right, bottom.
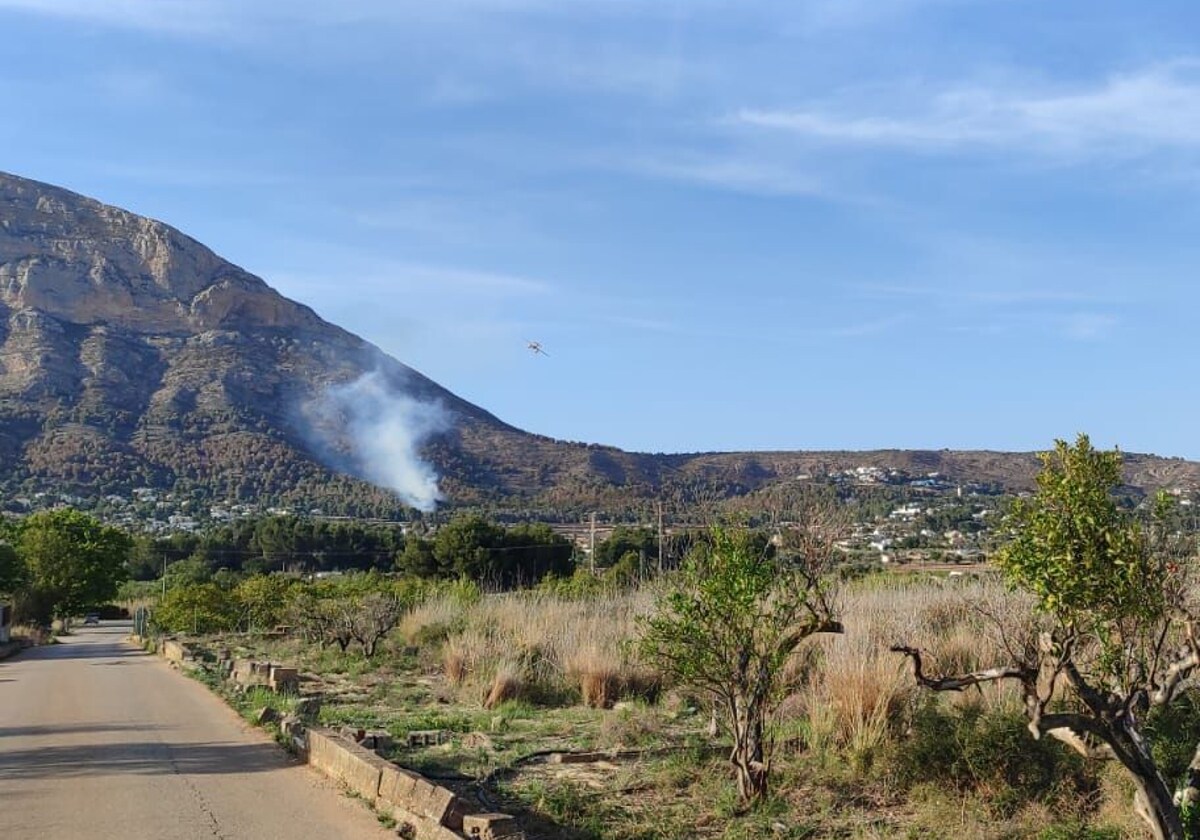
307, 371, 448, 511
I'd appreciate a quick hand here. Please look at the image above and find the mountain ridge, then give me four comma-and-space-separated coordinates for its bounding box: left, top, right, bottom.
1, 170, 1197, 516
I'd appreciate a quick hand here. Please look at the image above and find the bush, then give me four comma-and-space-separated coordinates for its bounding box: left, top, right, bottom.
152, 583, 239, 634
892, 701, 1099, 816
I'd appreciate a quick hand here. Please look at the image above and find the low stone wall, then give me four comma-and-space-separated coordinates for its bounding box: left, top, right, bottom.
307, 727, 388, 802
305, 727, 522, 840
149, 642, 523, 838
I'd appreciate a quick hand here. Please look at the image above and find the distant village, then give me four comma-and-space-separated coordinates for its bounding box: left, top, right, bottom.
5, 463, 1196, 572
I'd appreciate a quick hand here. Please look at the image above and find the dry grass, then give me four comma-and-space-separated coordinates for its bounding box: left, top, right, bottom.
484, 662, 525, 708
405, 573, 1038, 739
406, 587, 658, 704
783, 575, 1034, 760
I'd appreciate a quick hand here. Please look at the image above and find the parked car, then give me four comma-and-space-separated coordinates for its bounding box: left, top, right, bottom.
83, 613, 100, 625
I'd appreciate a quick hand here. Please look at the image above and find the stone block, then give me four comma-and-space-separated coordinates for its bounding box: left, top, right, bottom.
293, 696, 322, 719
406, 729, 445, 747
362, 729, 394, 754
268, 665, 299, 694
376, 763, 420, 808
306, 727, 387, 802
232, 659, 271, 687
162, 640, 186, 663
463, 813, 522, 840
280, 714, 304, 740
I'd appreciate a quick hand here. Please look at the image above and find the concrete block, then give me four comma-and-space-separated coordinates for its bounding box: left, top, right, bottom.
162, 640, 186, 663
463, 813, 522, 840
362, 729, 393, 754
420, 783, 466, 829
410, 816, 464, 840
268, 665, 299, 694
377, 763, 420, 808
232, 659, 272, 687
406, 729, 446, 747
293, 696, 322, 719
306, 727, 388, 802
280, 714, 304, 740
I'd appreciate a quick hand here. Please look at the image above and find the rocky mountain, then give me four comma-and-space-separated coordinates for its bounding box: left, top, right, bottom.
0, 171, 1197, 519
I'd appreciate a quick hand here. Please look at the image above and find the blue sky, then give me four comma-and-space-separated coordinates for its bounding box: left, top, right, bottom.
3, 0, 1200, 457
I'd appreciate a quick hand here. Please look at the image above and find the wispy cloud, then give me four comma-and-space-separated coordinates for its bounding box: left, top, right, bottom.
736, 61, 1200, 159
858, 282, 1122, 306
1061, 312, 1118, 341
0, 0, 232, 35
628, 154, 827, 196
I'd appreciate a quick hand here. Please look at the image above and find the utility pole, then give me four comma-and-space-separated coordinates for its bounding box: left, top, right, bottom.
589, 512, 596, 575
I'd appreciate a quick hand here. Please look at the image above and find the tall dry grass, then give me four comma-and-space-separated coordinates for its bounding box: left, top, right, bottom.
402, 573, 1036, 748
786, 575, 1032, 762
404, 587, 659, 706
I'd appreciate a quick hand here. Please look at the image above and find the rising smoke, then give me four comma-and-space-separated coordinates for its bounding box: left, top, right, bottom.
305, 370, 448, 511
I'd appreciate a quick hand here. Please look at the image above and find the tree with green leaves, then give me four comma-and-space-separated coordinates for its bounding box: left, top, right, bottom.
895, 435, 1199, 840
18, 509, 131, 623
639, 524, 842, 803
234, 574, 296, 632
0, 541, 26, 597
594, 526, 657, 571
153, 582, 239, 634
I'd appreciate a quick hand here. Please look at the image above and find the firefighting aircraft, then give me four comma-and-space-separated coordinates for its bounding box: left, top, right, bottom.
526, 340, 549, 357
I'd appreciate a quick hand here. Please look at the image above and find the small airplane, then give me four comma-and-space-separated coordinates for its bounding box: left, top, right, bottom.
526, 340, 549, 357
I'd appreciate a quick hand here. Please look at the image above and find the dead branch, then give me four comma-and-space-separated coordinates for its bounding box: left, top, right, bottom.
891, 645, 1031, 691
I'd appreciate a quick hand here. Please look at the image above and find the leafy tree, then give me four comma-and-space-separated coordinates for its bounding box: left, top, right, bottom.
0, 542, 27, 596
285, 575, 408, 656
162, 556, 212, 590
594, 526, 657, 571
895, 435, 1199, 840
424, 515, 573, 588
234, 574, 296, 632
153, 583, 239, 634
396, 536, 439, 577
18, 509, 131, 622
639, 525, 842, 803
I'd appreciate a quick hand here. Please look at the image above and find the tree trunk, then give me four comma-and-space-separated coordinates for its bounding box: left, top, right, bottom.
1132, 777, 1183, 840
1111, 725, 1184, 840
729, 696, 768, 803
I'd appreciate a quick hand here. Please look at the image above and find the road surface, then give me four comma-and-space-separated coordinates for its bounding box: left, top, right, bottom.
0, 623, 396, 840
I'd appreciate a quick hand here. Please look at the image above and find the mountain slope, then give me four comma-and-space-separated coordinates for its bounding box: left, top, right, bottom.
0, 171, 1197, 516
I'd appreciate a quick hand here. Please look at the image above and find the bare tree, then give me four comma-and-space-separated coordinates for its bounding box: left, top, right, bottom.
347, 592, 405, 658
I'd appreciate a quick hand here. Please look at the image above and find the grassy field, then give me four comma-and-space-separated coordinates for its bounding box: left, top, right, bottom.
189, 573, 1147, 839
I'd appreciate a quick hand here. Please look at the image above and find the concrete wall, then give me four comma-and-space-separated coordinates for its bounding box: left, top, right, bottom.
307, 727, 388, 802
304, 728, 517, 840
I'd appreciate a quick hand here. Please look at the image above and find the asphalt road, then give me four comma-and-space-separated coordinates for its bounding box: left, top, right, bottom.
0, 623, 396, 840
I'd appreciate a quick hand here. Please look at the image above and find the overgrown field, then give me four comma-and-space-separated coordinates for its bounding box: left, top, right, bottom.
168, 573, 1155, 839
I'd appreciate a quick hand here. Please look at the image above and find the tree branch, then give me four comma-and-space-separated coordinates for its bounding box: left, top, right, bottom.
1036, 712, 1117, 761
1151, 644, 1200, 707
891, 645, 1030, 691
